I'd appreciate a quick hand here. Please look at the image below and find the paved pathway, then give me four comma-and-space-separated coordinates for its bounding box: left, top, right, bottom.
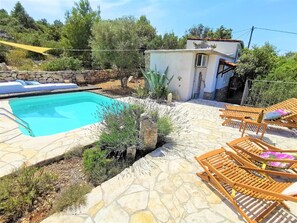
0, 99, 99, 177
39, 99, 297, 223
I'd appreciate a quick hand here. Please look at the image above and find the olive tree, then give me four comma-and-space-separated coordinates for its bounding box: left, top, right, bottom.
90, 16, 141, 87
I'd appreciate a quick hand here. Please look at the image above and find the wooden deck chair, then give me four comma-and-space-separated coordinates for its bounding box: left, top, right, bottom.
227, 136, 297, 173
196, 148, 297, 223
220, 101, 297, 128
224, 98, 297, 113
220, 110, 259, 126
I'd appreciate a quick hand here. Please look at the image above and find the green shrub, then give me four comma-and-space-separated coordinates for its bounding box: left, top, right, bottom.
87, 159, 129, 186
83, 147, 129, 186
83, 147, 110, 173
0, 166, 56, 222
134, 86, 149, 98
86, 101, 174, 185
97, 101, 173, 153
157, 116, 173, 141
6, 49, 34, 70
53, 183, 91, 212
98, 104, 144, 152
42, 57, 82, 71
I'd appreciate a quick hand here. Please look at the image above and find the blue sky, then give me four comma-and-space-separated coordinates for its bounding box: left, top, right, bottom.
0, 0, 296, 54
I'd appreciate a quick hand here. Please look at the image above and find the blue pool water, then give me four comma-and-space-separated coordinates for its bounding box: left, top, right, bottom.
9, 92, 119, 137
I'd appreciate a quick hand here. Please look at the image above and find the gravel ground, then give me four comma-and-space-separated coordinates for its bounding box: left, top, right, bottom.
19, 157, 91, 223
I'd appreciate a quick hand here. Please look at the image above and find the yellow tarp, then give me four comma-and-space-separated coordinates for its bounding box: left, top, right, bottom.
0, 40, 52, 55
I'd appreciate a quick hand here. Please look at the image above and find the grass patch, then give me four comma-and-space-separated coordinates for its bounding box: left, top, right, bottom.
53, 183, 91, 212
0, 166, 57, 223
134, 86, 149, 98
157, 116, 173, 141
63, 146, 85, 159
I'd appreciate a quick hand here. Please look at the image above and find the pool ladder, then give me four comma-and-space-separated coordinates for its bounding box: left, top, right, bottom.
0, 108, 34, 136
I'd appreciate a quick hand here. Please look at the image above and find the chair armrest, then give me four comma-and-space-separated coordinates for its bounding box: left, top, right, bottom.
240, 166, 297, 179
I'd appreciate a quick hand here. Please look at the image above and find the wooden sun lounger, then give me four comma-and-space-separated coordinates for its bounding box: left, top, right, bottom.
220, 98, 297, 128
220, 110, 259, 126
227, 136, 297, 173
195, 148, 297, 223
224, 98, 297, 113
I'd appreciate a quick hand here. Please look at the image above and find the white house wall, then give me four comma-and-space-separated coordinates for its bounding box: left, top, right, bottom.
187, 40, 240, 58
204, 55, 220, 93
217, 54, 236, 89
200, 55, 235, 100
149, 52, 195, 101
216, 69, 234, 89
192, 67, 207, 99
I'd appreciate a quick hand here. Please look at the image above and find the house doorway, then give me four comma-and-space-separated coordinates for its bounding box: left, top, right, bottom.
226, 74, 244, 104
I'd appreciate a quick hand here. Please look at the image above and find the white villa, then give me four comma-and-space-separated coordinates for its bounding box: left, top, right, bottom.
146, 38, 244, 101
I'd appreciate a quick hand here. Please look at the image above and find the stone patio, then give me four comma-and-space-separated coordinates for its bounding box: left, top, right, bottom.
0, 98, 100, 177
1, 97, 297, 222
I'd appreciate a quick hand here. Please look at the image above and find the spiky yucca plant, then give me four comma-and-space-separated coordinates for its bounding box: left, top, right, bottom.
141, 67, 173, 99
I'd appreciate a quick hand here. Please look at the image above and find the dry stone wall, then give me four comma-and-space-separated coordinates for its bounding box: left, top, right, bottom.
215, 86, 229, 102
0, 70, 119, 84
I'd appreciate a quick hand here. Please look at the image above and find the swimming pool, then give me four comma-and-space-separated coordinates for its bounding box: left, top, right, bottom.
9, 92, 119, 137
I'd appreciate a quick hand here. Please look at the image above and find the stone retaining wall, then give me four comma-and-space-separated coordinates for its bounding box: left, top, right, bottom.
0, 70, 119, 84
215, 86, 229, 102
203, 87, 229, 102
203, 91, 215, 100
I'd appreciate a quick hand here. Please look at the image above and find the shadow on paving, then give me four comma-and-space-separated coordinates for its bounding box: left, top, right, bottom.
187, 99, 225, 109
221, 119, 297, 140
203, 182, 297, 223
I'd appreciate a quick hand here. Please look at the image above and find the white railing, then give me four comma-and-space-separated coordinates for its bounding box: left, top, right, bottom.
0, 108, 34, 136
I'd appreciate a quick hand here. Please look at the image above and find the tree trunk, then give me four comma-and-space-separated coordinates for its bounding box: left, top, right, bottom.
120, 76, 128, 88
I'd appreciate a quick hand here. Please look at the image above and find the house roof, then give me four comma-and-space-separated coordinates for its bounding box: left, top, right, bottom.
145, 49, 234, 59
187, 38, 244, 48
220, 59, 237, 67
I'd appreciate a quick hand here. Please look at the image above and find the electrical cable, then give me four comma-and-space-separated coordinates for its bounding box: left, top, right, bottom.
235, 30, 251, 40
232, 28, 250, 34
254, 27, 297, 35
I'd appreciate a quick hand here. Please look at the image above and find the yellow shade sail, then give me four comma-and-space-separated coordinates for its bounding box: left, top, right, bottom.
0, 40, 52, 55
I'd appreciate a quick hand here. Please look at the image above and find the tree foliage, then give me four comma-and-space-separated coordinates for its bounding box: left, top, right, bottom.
186, 24, 232, 39
149, 33, 183, 49
0, 0, 296, 82
91, 16, 141, 86
135, 15, 156, 50
62, 0, 100, 67
0, 2, 67, 64
11, 1, 37, 30
236, 43, 277, 80
243, 50, 297, 107
265, 53, 297, 81
187, 24, 211, 38
162, 33, 180, 49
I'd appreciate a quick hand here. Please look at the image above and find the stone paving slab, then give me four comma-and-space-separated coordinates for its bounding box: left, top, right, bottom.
40, 99, 297, 223
0, 98, 100, 177
1, 97, 297, 222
